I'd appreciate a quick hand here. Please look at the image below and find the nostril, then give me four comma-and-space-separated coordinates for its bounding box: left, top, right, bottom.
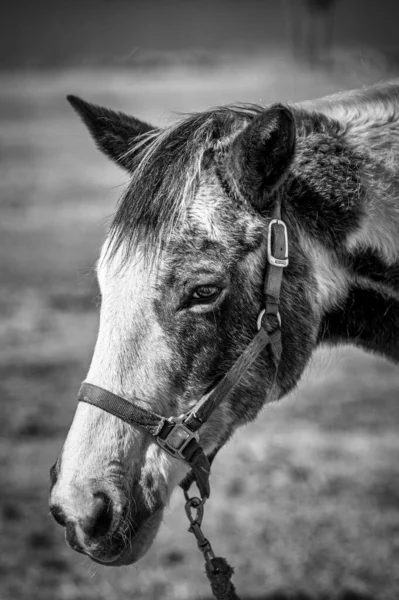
66, 522, 84, 553
80, 492, 113, 539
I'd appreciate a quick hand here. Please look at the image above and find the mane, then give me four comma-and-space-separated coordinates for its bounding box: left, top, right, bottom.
107, 81, 399, 264
107, 104, 263, 261
303, 79, 399, 131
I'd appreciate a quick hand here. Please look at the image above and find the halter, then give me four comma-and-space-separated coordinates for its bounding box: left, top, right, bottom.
77, 203, 288, 599
77, 202, 289, 502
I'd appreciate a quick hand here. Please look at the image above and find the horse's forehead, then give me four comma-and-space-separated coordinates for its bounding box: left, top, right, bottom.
188, 174, 225, 232
97, 241, 151, 299
187, 170, 260, 247
97, 170, 262, 289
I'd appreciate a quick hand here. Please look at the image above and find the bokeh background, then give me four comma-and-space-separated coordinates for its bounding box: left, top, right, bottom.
1, 1, 399, 599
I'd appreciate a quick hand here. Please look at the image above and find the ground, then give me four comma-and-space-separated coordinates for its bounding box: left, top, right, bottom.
1, 52, 399, 600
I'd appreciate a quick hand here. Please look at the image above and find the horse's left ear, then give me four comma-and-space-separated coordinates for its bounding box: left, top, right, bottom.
227, 104, 296, 209
67, 95, 155, 171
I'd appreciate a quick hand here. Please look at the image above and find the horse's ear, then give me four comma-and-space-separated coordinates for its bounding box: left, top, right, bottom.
227, 104, 296, 209
67, 95, 155, 171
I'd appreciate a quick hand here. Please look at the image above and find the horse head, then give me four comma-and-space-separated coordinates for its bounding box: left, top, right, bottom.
49, 97, 320, 565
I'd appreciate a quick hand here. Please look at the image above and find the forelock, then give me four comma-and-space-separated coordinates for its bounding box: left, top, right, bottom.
105, 105, 264, 264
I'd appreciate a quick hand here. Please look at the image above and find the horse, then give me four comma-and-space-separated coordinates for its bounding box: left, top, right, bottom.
49, 81, 399, 567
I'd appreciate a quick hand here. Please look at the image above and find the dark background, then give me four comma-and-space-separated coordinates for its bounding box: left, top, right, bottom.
2, 0, 399, 67
1, 2, 399, 600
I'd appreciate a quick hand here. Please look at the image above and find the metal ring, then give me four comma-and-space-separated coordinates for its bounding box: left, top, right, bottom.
185, 496, 205, 526
257, 309, 266, 331
257, 309, 282, 331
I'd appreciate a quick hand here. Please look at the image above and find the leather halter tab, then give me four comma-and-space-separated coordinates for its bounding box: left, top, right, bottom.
77, 202, 288, 502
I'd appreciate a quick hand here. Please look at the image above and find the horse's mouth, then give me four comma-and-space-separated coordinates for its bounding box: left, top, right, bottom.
77, 504, 165, 567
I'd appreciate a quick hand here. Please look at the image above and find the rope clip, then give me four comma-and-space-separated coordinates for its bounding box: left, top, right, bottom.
184, 495, 216, 571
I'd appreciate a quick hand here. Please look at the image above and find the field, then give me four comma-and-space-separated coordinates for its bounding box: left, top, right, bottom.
1, 53, 399, 600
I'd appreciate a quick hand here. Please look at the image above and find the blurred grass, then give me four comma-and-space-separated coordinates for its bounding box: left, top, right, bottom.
1, 52, 399, 600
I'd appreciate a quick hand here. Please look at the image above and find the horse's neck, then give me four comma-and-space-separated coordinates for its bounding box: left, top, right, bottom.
319, 284, 399, 362
296, 107, 399, 362
315, 232, 399, 361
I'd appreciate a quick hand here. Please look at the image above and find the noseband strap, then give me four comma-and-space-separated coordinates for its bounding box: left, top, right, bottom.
77, 203, 288, 502
78, 383, 167, 436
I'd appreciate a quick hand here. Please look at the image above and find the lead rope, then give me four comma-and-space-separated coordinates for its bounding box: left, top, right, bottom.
184, 490, 240, 600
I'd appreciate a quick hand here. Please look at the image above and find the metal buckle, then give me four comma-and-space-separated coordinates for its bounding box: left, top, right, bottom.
267, 219, 289, 267
157, 415, 199, 460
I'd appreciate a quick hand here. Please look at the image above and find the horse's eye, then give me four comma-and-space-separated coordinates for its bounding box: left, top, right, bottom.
192, 285, 221, 300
